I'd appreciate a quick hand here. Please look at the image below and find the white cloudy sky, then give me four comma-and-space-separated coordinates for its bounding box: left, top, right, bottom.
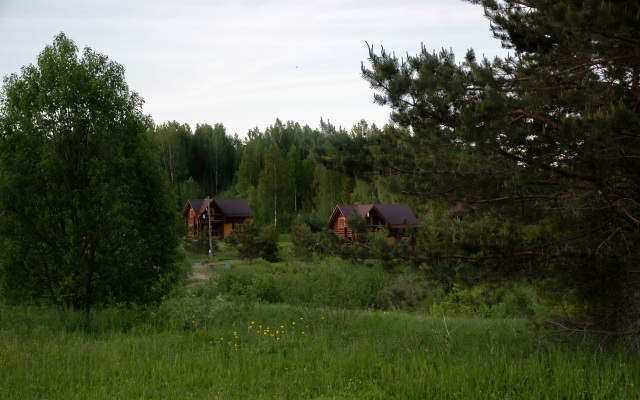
0, 0, 509, 137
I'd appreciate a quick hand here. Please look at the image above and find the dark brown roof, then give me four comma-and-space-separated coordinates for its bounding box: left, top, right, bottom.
211, 199, 254, 218
182, 199, 205, 217
329, 203, 420, 229
183, 198, 253, 219
373, 204, 420, 229
336, 203, 374, 220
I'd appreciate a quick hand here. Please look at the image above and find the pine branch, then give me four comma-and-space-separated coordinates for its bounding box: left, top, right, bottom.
549, 56, 630, 78
507, 109, 559, 129
400, 186, 458, 197
505, 0, 534, 7
475, 194, 563, 203
491, 145, 601, 183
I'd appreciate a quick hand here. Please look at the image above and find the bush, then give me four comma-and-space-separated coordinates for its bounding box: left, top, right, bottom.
429, 283, 538, 318
209, 258, 392, 311
226, 219, 280, 262
374, 273, 432, 311
291, 215, 315, 262
183, 234, 219, 256
258, 225, 280, 262
210, 262, 283, 304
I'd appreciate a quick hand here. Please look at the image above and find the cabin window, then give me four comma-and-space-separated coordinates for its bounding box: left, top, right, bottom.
338, 218, 345, 228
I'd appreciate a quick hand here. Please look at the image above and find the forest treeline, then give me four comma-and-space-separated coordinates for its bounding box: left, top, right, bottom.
148, 118, 418, 230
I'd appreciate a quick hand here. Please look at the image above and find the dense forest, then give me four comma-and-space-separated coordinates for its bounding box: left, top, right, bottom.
147, 117, 415, 230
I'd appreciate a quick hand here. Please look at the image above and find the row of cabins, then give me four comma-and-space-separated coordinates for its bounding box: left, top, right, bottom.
182, 199, 420, 242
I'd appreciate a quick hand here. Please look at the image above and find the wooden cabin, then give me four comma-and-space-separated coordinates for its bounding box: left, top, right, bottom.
182, 198, 254, 239
328, 203, 420, 244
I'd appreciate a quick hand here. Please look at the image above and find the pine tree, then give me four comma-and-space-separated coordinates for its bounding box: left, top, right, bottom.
361, 0, 640, 336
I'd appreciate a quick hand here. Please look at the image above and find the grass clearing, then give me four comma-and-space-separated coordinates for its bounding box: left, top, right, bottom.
1, 301, 638, 399
2, 241, 638, 399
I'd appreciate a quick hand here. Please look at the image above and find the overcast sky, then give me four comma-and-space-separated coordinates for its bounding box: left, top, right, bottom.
0, 0, 509, 138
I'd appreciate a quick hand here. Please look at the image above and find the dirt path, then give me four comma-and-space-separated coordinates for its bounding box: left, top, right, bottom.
189, 262, 232, 282
190, 263, 211, 281
190, 272, 209, 280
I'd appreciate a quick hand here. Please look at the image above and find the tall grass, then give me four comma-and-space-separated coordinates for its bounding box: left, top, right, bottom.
1, 301, 637, 399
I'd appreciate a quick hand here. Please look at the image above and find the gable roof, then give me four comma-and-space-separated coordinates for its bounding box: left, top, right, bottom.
334, 203, 374, 220
182, 199, 205, 218
182, 198, 253, 219
373, 204, 420, 229
211, 198, 254, 218
329, 203, 420, 229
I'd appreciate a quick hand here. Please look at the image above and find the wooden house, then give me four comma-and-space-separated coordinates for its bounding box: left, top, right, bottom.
328, 203, 420, 244
182, 198, 254, 239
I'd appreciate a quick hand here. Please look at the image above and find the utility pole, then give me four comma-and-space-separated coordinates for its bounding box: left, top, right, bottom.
206, 197, 212, 260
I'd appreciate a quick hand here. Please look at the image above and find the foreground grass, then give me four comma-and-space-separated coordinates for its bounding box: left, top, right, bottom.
1, 302, 637, 399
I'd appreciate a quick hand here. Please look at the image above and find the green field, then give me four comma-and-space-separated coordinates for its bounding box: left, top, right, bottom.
1, 304, 637, 399
1, 247, 638, 399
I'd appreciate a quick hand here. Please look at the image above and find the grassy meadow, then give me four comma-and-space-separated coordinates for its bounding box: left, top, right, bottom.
1, 241, 638, 399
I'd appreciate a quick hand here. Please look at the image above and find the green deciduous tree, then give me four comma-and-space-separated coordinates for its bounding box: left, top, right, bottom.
148, 120, 190, 187
0, 33, 184, 314
286, 144, 303, 212
256, 142, 289, 226
191, 123, 236, 196
312, 165, 345, 219
361, 0, 640, 337
176, 177, 204, 211
236, 129, 265, 198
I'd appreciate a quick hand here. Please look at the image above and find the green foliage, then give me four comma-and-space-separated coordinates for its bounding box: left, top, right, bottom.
226, 219, 261, 261
175, 177, 204, 209
210, 258, 389, 312
0, 33, 184, 313
290, 214, 316, 262
312, 164, 345, 220
366, 226, 394, 264
191, 123, 237, 196
258, 224, 280, 262
256, 142, 289, 226
359, 0, 640, 336
286, 144, 304, 212
374, 273, 437, 311
147, 120, 190, 187
182, 234, 219, 257
210, 262, 283, 304
226, 219, 280, 262
430, 283, 538, 318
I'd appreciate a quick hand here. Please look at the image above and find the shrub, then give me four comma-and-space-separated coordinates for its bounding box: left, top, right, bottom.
258, 225, 280, 262
226, 219, 280, 262
290, 215, 315, 262
183, 234, 219, 256
374, 273, 432, 311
